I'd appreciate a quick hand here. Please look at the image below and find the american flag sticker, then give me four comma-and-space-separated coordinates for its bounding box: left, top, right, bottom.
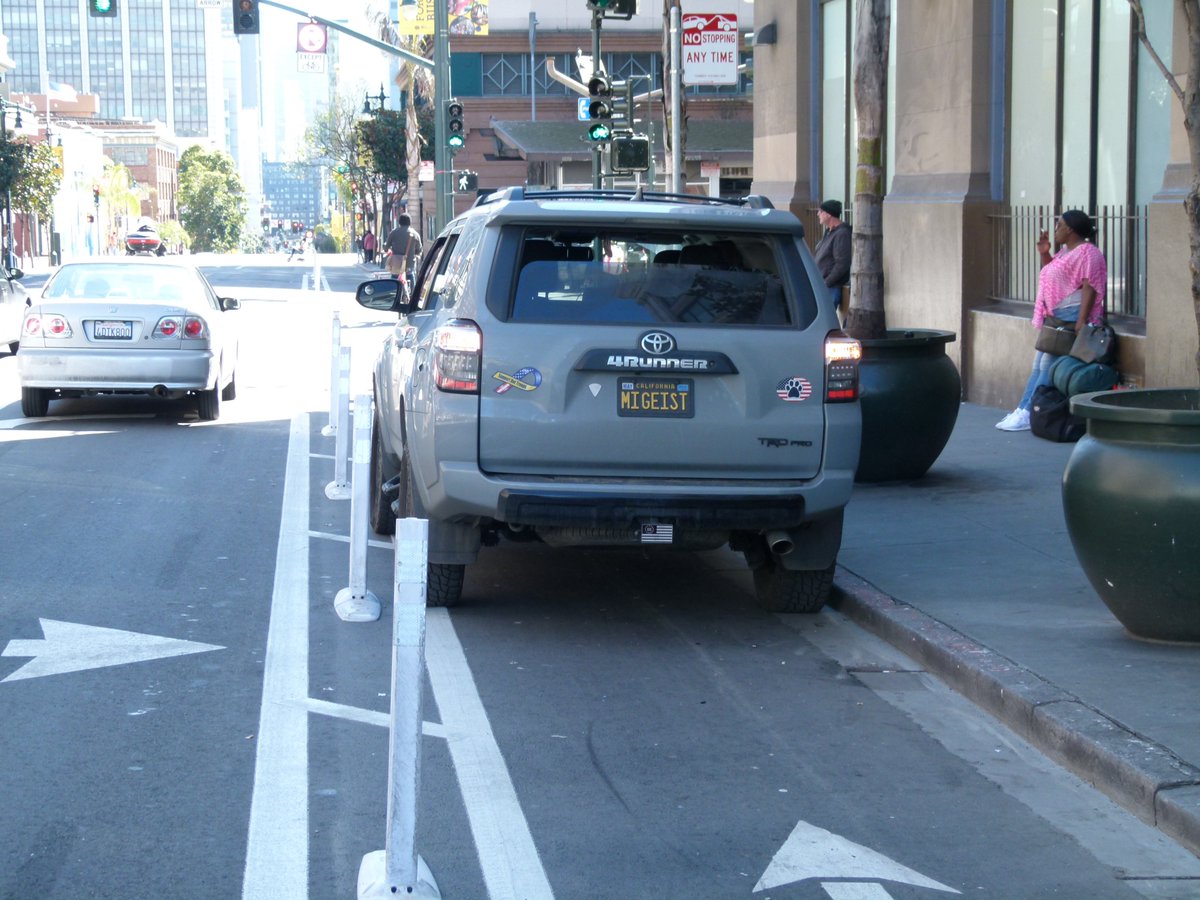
776, 376, 813, 402
640, 523, 674, 544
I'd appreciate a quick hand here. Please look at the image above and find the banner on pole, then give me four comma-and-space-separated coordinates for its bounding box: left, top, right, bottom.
397, 0, 489, 36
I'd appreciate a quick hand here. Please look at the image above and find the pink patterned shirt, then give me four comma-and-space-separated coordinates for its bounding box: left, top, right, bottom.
1033, 242, 1107, 328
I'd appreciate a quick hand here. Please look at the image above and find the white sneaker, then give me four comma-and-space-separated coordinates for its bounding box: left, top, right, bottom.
996, 408, 1031, 432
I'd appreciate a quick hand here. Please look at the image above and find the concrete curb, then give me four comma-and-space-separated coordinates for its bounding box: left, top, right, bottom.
830, 566, 1200, 858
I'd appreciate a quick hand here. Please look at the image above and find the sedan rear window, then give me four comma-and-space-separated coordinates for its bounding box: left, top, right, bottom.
506, 229, 800, 326
45, 264, 200, 302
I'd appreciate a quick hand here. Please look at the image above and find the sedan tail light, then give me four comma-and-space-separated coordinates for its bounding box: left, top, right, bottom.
24, 314, 72, 338
824, 332, 861, 402
432, 320, 482, 393
153, 316, 208, 339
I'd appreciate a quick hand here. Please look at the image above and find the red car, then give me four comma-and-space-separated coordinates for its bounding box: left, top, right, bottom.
126, 225, 165, 256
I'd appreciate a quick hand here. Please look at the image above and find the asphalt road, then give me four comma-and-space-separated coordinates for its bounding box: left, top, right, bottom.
0, 254, 1196, 899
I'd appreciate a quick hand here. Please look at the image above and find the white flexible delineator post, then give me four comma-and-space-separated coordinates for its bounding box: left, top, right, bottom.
325, 347, 352, 500
322, 311, 341, 436
335, 394, 382, 623
357, 517, 440, 899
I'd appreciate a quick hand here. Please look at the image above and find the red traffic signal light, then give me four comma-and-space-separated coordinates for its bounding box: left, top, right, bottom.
233, 0, 260, 35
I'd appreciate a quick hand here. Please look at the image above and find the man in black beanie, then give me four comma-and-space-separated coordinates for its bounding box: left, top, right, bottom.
814, 199, 851, 315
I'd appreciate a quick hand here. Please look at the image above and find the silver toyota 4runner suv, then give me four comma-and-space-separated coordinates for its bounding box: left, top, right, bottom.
355, 188, 862, 610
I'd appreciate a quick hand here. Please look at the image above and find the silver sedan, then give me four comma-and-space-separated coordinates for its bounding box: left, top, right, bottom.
17, 259, 240, 420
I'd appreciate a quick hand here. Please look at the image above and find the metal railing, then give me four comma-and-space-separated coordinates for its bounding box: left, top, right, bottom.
988, 204, 1146, 319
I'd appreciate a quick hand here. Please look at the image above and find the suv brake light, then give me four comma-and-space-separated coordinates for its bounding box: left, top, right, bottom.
824, 333, 861, 402
433, 319, 482, 392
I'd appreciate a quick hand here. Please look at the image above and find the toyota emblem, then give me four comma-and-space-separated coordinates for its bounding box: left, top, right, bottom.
640, 331, 675, 355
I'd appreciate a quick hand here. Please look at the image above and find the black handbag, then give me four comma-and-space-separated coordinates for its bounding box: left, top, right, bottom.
1035, 315, 1076, 356
1030, 384, 1086, 443
1069, 321, 1118, 366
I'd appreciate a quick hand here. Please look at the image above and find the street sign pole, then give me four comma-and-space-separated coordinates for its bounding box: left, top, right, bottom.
591, 10, 603, 189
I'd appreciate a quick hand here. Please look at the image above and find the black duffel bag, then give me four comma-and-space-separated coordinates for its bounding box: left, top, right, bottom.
1030, 384, 1086, 443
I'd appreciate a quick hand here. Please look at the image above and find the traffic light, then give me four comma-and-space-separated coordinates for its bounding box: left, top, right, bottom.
588, 74, 614, 120
92, 186, 100, 205
587, 0, 636, 14
88, 0, 117, 17
233, 0, 260, 35
612, 134, 650, 172
586, 121, 613, 142
446, 100, 465, 150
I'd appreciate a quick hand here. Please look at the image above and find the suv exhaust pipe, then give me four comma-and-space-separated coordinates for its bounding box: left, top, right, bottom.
153, 384, 169, 397
766, 530, 794, 556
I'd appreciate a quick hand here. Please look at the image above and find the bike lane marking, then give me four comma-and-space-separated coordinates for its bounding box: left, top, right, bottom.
242, 412, 311, 900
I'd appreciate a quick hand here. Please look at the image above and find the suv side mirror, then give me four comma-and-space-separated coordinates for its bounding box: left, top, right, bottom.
219, 297, 241, 311
7, 267, 23, 280
356, 278, 410, 314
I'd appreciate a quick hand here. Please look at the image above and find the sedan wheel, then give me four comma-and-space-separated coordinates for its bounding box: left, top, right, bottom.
21, 386, 49, 418
196, 385, 221, 421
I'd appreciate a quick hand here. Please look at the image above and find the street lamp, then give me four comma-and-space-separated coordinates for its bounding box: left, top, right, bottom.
363, 84, 387, 115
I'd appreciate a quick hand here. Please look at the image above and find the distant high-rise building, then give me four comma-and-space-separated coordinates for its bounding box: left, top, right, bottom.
0, 0, 227, 145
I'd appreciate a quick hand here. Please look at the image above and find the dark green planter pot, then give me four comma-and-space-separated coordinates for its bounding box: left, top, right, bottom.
1063, 388, 1200, 642
855, 329, 961, 483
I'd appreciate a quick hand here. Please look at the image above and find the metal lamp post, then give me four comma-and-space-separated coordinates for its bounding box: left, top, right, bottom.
0, 99, 20, 269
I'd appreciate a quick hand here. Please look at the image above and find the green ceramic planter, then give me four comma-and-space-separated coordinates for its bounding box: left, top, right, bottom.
855, 329, 962, 483
1063, 388, 1200, 642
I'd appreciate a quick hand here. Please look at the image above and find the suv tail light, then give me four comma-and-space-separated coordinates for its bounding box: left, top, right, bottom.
824, 332, 861, 402
432, 319, 482, 393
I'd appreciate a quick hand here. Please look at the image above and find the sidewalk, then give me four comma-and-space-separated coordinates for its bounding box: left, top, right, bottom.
831, 401, 1200, 857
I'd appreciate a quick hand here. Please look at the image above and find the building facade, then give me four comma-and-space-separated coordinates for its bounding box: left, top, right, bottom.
752, 0, 1199, 398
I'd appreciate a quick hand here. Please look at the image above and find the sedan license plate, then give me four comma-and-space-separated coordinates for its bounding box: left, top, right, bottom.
93, 320, 133, 340
617, 378, 694, 418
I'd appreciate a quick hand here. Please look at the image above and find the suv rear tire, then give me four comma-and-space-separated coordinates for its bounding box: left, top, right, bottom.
752, 559, 835, 614
400, 447, 464, 608
369, 414, 398, 536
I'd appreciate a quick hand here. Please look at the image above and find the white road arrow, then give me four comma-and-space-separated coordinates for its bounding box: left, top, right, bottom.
2, 619, 224, 683
755, 819, 960, 895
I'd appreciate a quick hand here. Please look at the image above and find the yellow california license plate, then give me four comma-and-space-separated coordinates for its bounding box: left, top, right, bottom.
617, 378, 694, 418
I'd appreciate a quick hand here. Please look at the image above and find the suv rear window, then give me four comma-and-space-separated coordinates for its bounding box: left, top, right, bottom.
502, 227, 805, 327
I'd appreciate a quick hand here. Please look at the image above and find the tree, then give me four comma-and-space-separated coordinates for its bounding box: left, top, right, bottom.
178, 145, 247, 253
9, 140, 58, 224
1129, 0, 1200, 379
844, 0, 889, 341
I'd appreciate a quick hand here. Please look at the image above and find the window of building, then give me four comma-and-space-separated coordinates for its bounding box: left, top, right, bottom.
1006, 0, 1170, 318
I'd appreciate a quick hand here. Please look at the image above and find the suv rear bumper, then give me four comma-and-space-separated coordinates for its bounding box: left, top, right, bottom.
424, 461, 857, 532
497, 490, 811, 530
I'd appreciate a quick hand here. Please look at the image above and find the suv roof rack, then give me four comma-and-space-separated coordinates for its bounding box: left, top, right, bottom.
473, 186, 775, 210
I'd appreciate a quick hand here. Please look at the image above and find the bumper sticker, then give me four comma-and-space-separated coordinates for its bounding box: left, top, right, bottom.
776, 376, 813, 402
494, 366, 542, 394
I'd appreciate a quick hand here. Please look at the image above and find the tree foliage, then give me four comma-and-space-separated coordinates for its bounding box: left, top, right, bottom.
8, 139, 59, 222
178, 145, 247, 253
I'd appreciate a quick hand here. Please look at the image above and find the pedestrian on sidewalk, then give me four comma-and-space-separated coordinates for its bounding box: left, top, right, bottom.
383, 214, 422, 288
361, 228, 376, 265
996, 209, 1107, 432
813, 199, 851, 316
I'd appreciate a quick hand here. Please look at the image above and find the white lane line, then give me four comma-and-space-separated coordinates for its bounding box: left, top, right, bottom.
302, 697, 448, 739
307, 529, 391, 550
425, 609, 555, 900
242, 413, 311, 900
